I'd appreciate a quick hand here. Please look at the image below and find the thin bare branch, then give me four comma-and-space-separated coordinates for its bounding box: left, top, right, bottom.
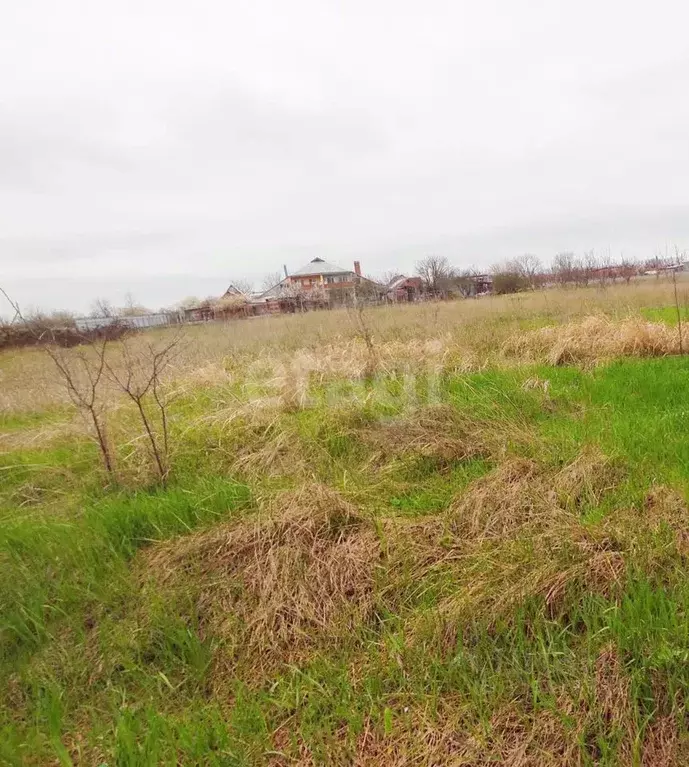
1, 285, 115, 478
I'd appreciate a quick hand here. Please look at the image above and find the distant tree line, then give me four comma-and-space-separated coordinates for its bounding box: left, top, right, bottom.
412, 249, 687, 296
3, 249, 688, 346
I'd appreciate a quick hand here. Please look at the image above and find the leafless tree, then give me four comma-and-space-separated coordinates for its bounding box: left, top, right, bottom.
327, 285, 350, 308
177, 296, 202, 310
379, 270, 403, 287
453, 268, 479, 297
619, 256, 637, 285
490, 262, 528, 294
415, 255, 455, 295
49, 340, 114, 475
571, 251, 591, 286
121, 293, 152, 316
261, 272, 284, 292
552, 252, 577, 286
90, 297, 115, 318
647, 252, 663, 276
231, 279, 254, 296
354, 276, 384, 303
24, 308, 76, 329
105, 331, 183, 483
277, 281, 325, 310
510, 253, 543, 289
0, 286, 115, 477
597, 249, 613, 286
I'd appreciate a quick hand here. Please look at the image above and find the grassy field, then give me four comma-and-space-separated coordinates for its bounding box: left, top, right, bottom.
4, 279, 689, 764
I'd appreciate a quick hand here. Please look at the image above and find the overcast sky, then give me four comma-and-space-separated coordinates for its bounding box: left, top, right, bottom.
2, 0, 689, 313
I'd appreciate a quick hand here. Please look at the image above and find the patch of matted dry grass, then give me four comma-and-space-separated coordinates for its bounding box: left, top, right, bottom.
448, 448, 619, 542
397, 451, 689, 635
143, 447, 689, 695
145, 484, 383, 676
359, 404, 524, 471
267, 698, 577, 767
503, 315, 680, 366
230, 417, 309, 478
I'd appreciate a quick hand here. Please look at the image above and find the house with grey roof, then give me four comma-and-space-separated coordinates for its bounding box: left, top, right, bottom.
258, 258, 376, 301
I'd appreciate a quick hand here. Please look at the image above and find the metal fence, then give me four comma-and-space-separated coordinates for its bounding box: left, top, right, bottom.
74, 313, 180, 332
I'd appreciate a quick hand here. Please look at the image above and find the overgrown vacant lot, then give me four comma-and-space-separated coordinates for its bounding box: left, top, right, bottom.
5, 280, 689, 765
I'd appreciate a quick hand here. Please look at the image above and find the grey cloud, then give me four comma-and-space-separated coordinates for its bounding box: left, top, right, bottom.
0, 229, 186, 265
0, 104, 138, 190
169, 87, 385, 164
2, 0, 689, 313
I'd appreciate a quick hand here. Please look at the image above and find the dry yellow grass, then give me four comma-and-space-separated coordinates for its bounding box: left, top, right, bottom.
554, 447, 621, 509
397, 452, 689, 636
0, 418, 84, 452
504, 315, 681, 366
228, 417, 309, 478
3, 277, 688, 414
447, 449, 617, 541
171, 276, 689, 358
7, 277, 689, 764
145, 484, 381, 677
360, 404, 508, 468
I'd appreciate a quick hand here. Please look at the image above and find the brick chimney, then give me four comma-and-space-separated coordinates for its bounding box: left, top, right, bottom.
353, 260, 361, 276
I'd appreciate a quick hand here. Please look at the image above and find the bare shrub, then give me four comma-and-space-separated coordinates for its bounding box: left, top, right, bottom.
552, 251, 579, 287
1, 287, 117, 476
105, 332, 182, 482
46, 340, 115, 476
510, 253, 543, 289
347, 298, 379, 379
491, 264, 530, 295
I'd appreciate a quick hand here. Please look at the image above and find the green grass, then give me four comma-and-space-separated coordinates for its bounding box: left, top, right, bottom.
541, 357, 689, 487
0, 405, 73, 432
640, 305, 689, 324
5, 349, 689, 763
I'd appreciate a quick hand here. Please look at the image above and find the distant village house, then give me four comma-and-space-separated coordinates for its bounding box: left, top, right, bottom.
385, 275, 424, 302
249, 258, 384, 313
